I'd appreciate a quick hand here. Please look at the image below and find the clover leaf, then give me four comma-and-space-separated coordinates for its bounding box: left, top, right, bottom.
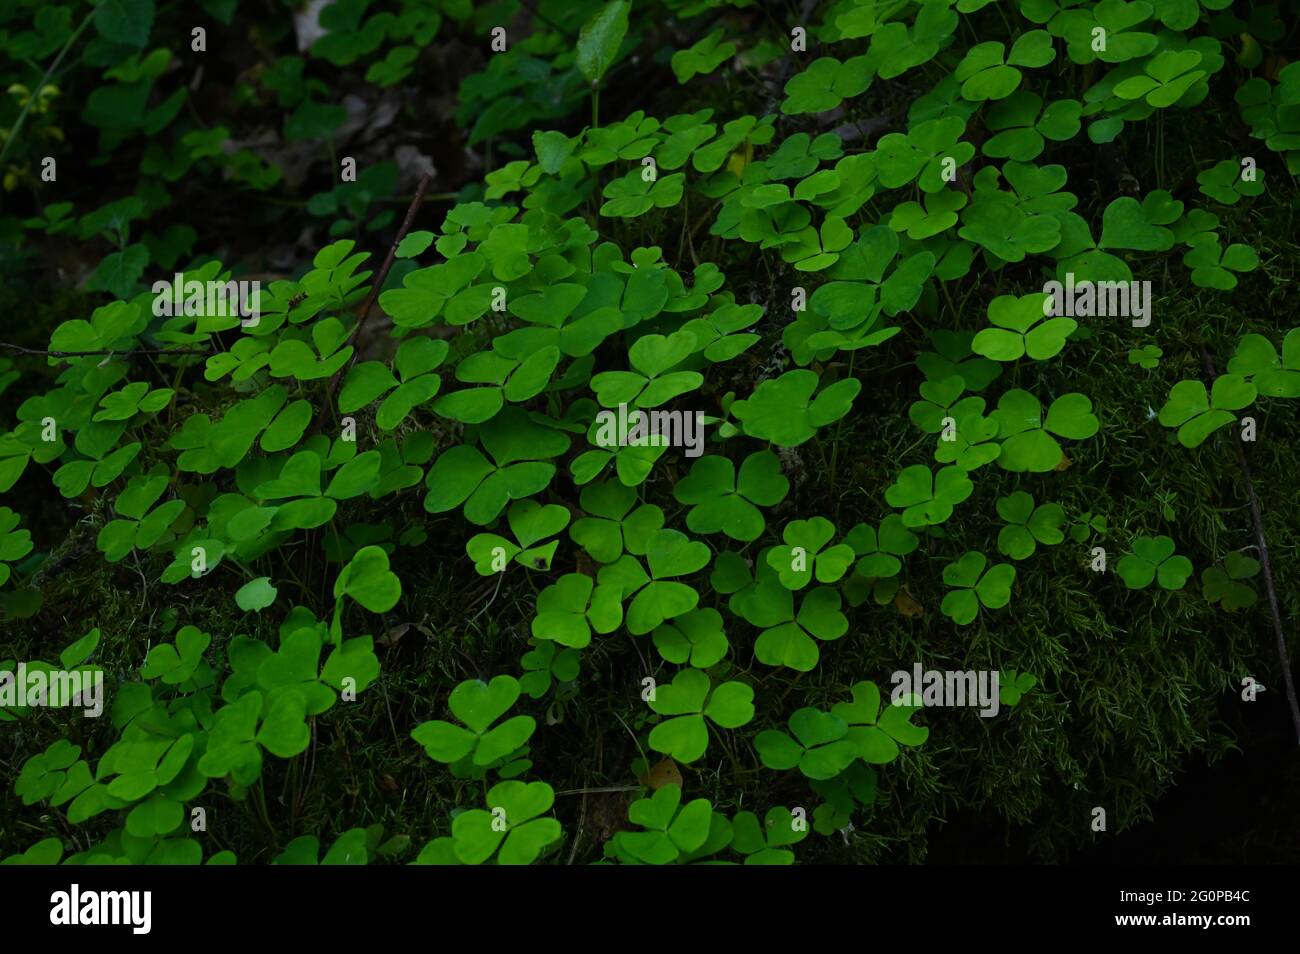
607, 784, 720, 864
1113, 49, 1207, 108
450, 780, 561, 865
996, 492, 1066, 560
569, 480, 663, 563
779, 215, 855, 272
973, 292, 1076, 361
889, 188, 967, 240
1128, 345, 1163, 370
648, 668, 754, 763
411, 675, 537, 768
875, 117, 975, 192
531, 573, 623, 648
1157, 375, 1256, 447
955, 31, 1055, 102
333, 544, 401, 615
959, 193, 1061, 262
624, 529, 711, 634
519, 641, 581, 699
732, 581, 847, 671
1197, 158, 1265, 205
600, 170, 685, 218
941, 551, 1016, 624
730, 806, 808, 864
0, 507, 34, 586
983, 92, 1082, 160
754, 707, 857, 780
731, 369, 860, 446
1201, 552, 1260, 610
845, 515, 919, 585
885, 464, 974, 528
590, 329, 701, 408
1098, 194, 1177, 251
1182, 235, 1259, 290
424, 408, 570, 525
781, 55, 874, 115
868, 3, 957, 79
1116, 535, 1193, 589
141, 625, 212, 686
993, 390, 1099, 471
339, 337, 449, 430
672, 29, 736, 84
467, 499, 571, 573
998, 670, 1038, 706
652, 608, 729, 668
1227, 330, 1300, 397
674, 451, 789, 542
766, 517, 855, 589
831, 681, 929, 764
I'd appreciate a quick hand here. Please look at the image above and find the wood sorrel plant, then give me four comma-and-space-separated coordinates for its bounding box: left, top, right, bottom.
1, 0, 1298, 868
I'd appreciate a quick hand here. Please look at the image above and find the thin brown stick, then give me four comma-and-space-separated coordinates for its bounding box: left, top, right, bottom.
1202, 347, 1300, 747
322, 173, 432, 408
0, 343, 209, 358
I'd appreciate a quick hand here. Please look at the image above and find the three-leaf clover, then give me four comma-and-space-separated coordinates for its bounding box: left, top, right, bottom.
732, 580, 848, 671
652, 608, 729, 668
339, 337, 449, 430
955, 31, 1056, 102
996, 492, 1066, 560
1197, 159, 1265, 205
831, 681, 929, 763
754, 708, 858, 780
1182, 235, 1259, 290
647, 668, 754, 763
998, 670, 1038, 706
569, 480, 664, 563
1113, 49, 1208, 107
674, 451, 790, 542
411, 675, 536, 767
0, 507, 34, 585
467, 499, 571, 573
607, 784, 717, 864
450, 781, 562, 865
531, 573, 623, 648
885, 464, 974, 527
993, 390, 1099, 471
781, 55, 874, 114
940, 551, 1016, 625
972, 292, 1076, 362
671, 29, 736, 84
731, 369, 861, 445
1157, 375, 1256, 447
1227, 330, 1300, 397
1201, 552, 1260, 610
1116, 535, 1193, 589
624, 529, 711, 634
424, 409, 571, 525
766, 517, 855, 589
730, 807, 808, 864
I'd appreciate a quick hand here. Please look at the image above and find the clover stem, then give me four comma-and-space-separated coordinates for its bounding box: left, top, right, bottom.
0, 8, 93, 169
1202, 347, 1300, 747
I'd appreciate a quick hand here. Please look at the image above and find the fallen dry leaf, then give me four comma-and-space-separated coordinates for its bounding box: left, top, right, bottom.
895, 584, 924, 618
638, 758, 683, 791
